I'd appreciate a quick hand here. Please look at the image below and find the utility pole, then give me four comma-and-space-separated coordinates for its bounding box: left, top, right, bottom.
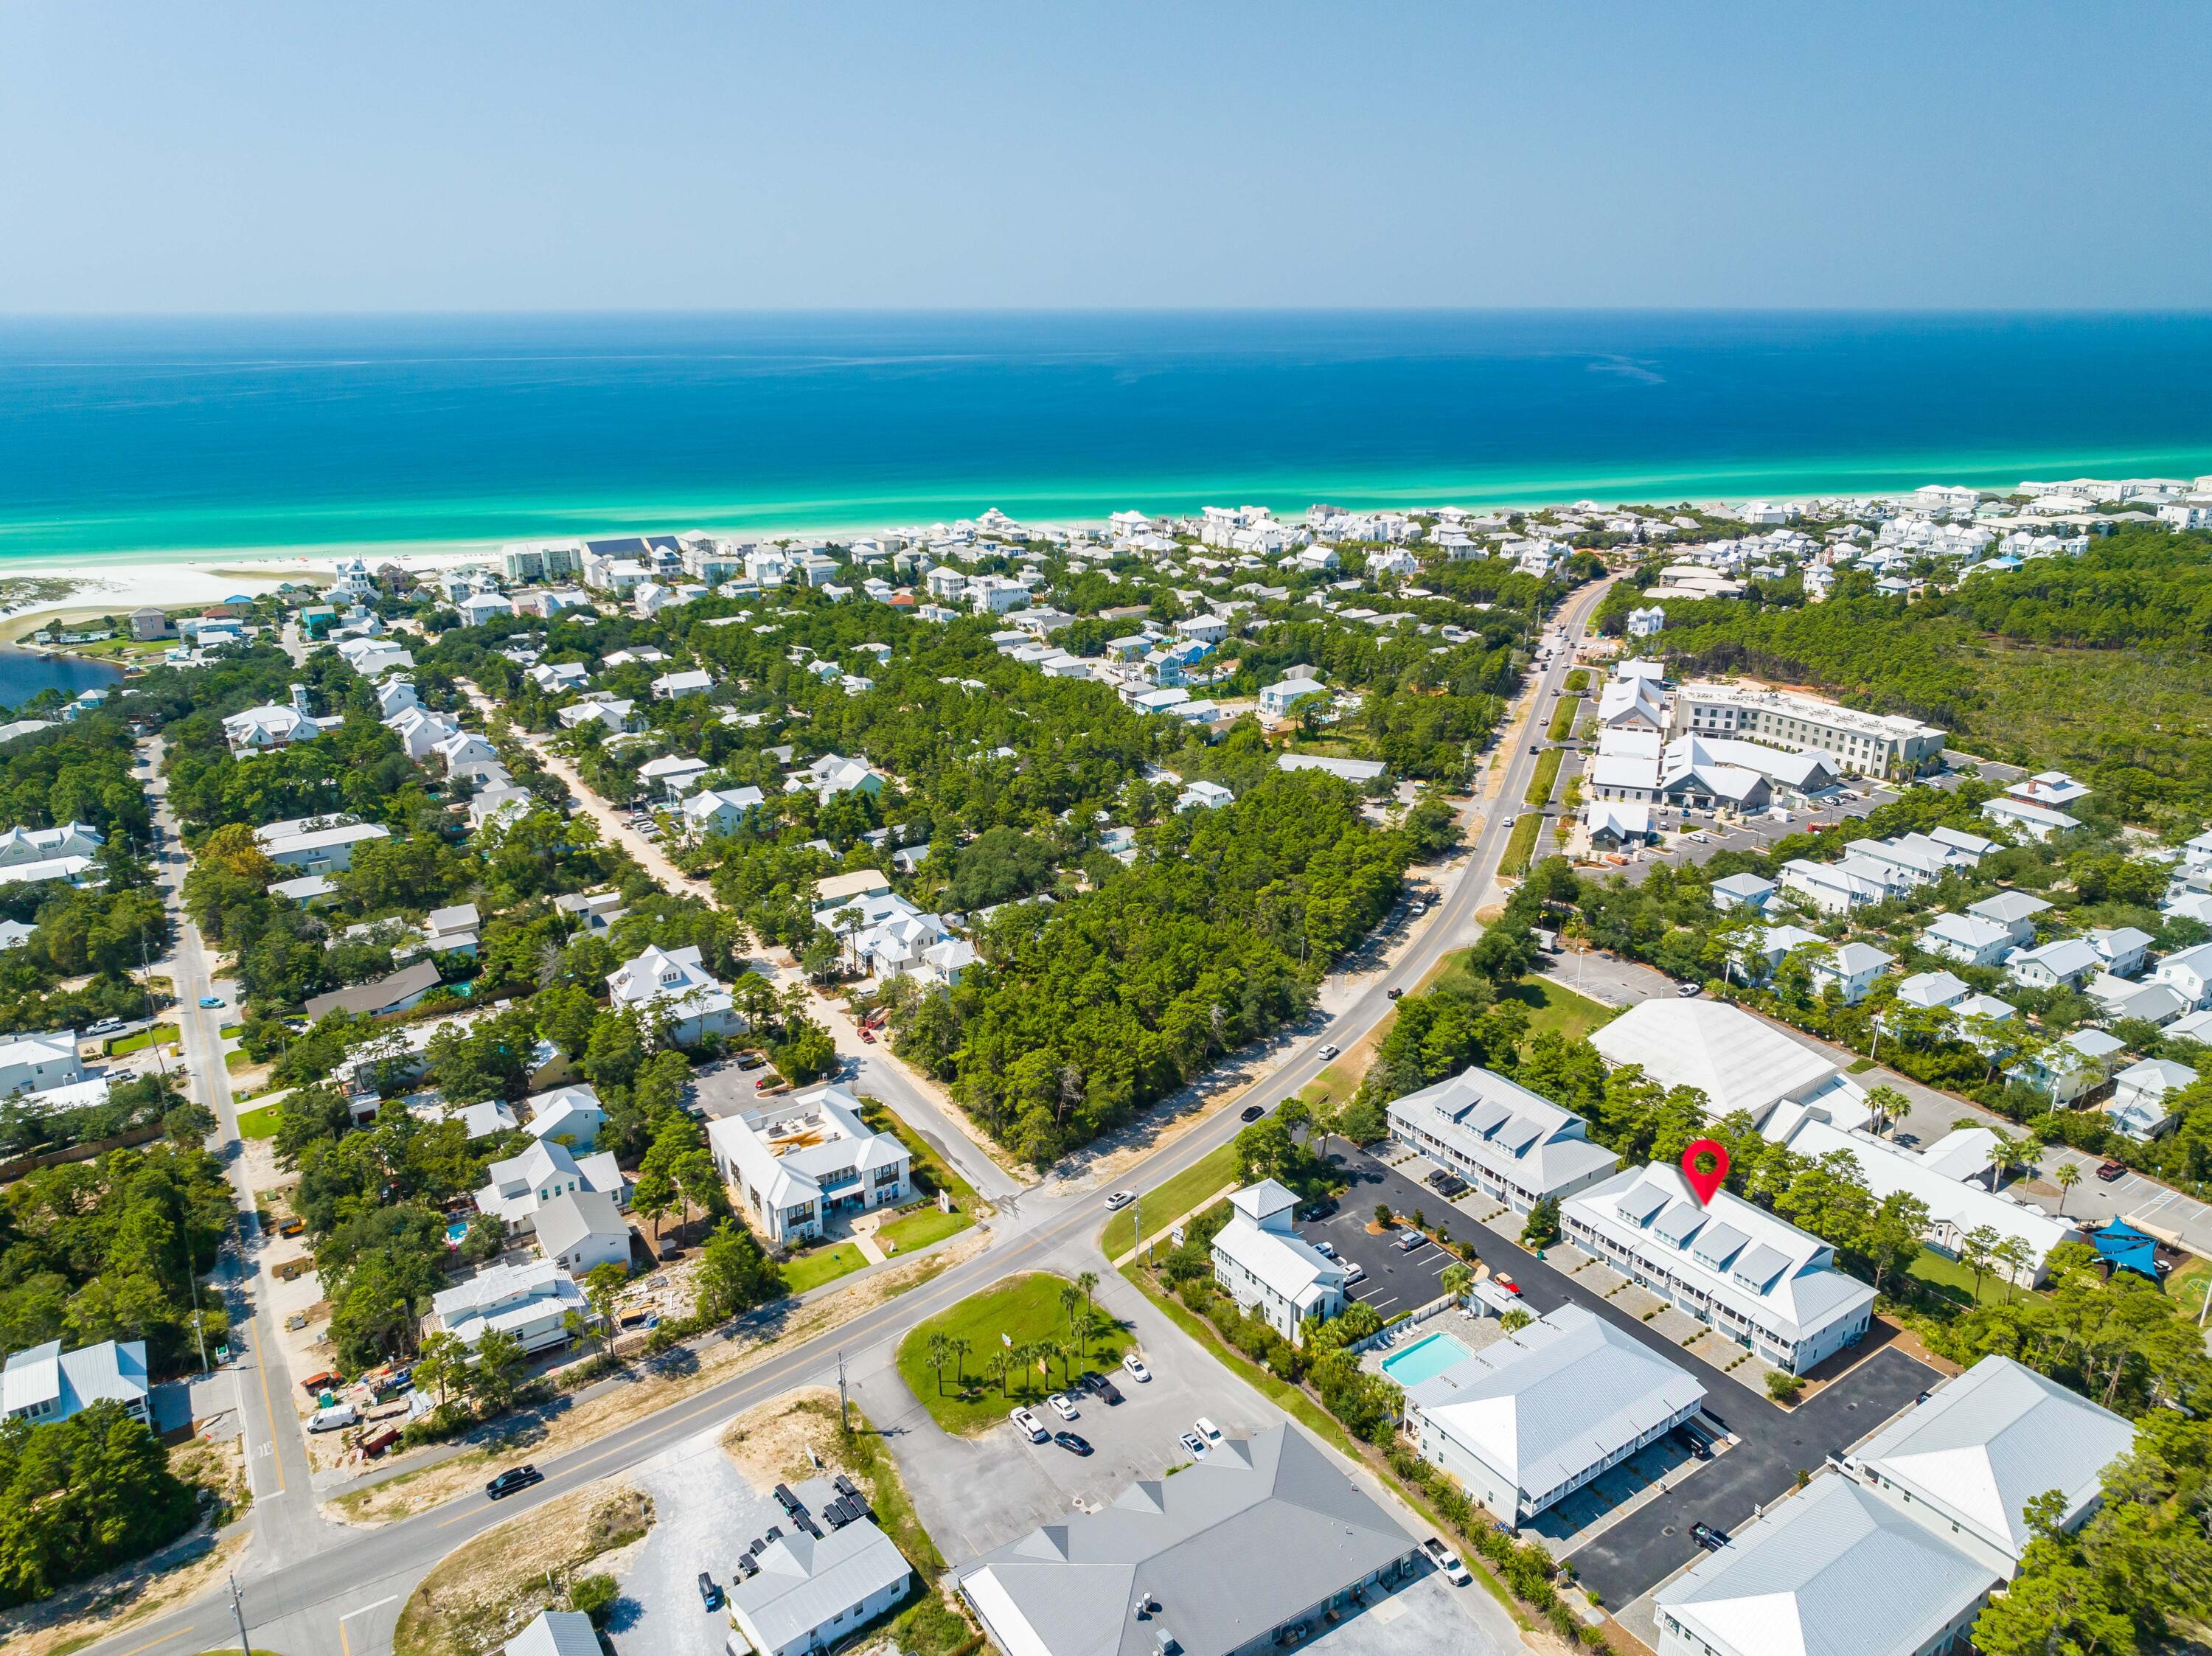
229, 1573, 251, 1656
835, 1348, 848, 1433
1131, 1191, 1141, 1267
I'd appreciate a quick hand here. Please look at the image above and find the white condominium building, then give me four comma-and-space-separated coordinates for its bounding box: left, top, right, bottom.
706, 1083, 911, 1246
1210, 1179, 1346, 1346
1386, 1065, 1619, 1212
1669, 681, 1945, 777
1562, 1163, 1876, 1374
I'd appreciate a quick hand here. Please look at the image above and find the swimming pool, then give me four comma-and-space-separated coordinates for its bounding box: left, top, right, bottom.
445, 1220, 470, 1245
1378, 1331, 1475, 1388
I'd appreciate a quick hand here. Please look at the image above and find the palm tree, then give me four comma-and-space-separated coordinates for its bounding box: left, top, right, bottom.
950, 1335, 970, 1388
987, 1347, 1012, 1396
1060, 1282, 1082, 1343
1059, 1338, 1081, 1386
1075, 1270, 1100, 1328
926, 1330, 953, 1394
2053, 1160, 2081, 1216
1439, 1263, 1473, 1304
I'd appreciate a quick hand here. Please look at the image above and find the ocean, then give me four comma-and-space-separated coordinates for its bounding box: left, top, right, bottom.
1, 310, 2208, 563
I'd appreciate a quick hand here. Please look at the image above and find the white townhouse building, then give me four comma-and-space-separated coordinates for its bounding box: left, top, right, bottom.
1669, 681, 1945, 777
706, 1084, 911, 1247
1385, 1065, 1619, 1212
1209, 1179, 1346, 1346
1772, 1119, 2076, 1287
1562, 1164, 1877, 1374
1966, 889, 2050, 946
1918, 911, 2017, 968
2153, 940, 2212, 1008
1656, 1355, 2135, 1656
0, 1030, 84, 1097
1, 1338, 150, 1425
605, 943, 743, 1046
2006, 936, 2101, 990
729, 1498, 912, 1656
1404, 1305, 1703, 1529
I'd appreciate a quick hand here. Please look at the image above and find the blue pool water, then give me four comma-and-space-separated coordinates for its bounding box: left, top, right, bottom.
1379, 1331, 1475, 1388
446, 1220, 470, 1245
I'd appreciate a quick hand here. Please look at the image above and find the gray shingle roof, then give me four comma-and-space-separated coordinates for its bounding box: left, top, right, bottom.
956, 1425, 1413, 1656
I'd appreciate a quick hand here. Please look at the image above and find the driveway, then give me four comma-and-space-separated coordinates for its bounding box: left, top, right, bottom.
611, 1424, 782, 1656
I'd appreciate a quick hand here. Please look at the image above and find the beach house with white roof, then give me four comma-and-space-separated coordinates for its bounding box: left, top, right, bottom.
1210, 1180, 1346, 1346
1918, 911, 2017, 968
474, 1138, 627, 1235
1403, 1304, 1703, 1528
1, 1338, 150, 1425
429, 1258, 588, 1353
1966, 890, 2050, 945
605, 943, 742, 1046
706, 1083, 910, 1247
1562, 1163, 1876, 1373
1385, 1065, 1619, 1212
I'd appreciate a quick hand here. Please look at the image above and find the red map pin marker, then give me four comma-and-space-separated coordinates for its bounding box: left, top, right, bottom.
1682, 1138, 1729, 1207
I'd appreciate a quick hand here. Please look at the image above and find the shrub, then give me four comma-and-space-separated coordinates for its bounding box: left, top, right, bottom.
568, 1572, 618, 1624
1765, 1370, 1805, 1404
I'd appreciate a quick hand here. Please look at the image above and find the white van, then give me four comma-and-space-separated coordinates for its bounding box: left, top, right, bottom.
308, 1402, 358, 1433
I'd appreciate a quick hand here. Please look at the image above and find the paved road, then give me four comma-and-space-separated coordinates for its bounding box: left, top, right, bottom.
84, 578, 1615, 1656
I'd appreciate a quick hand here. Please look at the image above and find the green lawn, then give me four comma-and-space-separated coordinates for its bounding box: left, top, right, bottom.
1502, 977, 1615, 1045
1564, 669, 1590, 694
782, 1242, 869, 1295
105, 1023, 178, 1056
236, 1101, 283, 1139
1523, 748, 1565, 807
225, 1048, 254, 1072
896, 1273, 1126, 1434
1500, 812, 1543, 875
1099, 1141, 1239, 1258
877, 1203, 969, 1255
1545, 697, 1582, 741
1907, 1246, 2017, 1309
860, 1099, 980, 1211
2163, 1253, 2211, 1321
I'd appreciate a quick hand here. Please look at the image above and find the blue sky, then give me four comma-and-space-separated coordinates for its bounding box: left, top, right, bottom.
2, 1, 2206, 312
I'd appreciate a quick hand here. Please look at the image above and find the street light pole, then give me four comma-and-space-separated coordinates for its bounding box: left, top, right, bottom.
229, 1572, 252, 1656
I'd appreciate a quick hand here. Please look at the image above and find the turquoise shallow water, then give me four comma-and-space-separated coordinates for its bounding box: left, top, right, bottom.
1, 311, 2209, 563
1379, 1331, 1477, 1388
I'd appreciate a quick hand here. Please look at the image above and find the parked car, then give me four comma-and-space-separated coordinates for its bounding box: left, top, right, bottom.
859, 1028, 876, 1043
1311, 1239, 1337, 1259
1691, 1522, 1730, 1552
1010, 1406, 1048, 1442
1422, 1537, 1472, 1586
698, 1572, 722, 1610
1053, 1430, 1093, 1456
1105, 1190, 1136, 1211
485, 1464, 543, 1499
1492, 1273, 1520, 1295
1394, 1230, 1427, 1253
1121, 1353, 1152, 1383
1194, 1417, 1223, 1450
1342, 1262, 1366, 1286
198, 995, 224, 1008
1239, 1104, 1267, 1122
308, 1402, 358, 1433
1676, 981, 1702, 998
735, 1051, 767, 1071
2096, 1161, 2127, 1182
1300, 1196, 1338, 1221
1047, 1392, 1079, 1421
1180, 1430, 1208, 1459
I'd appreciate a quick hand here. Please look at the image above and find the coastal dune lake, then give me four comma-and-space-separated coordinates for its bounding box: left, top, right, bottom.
0, 310, 2209, 561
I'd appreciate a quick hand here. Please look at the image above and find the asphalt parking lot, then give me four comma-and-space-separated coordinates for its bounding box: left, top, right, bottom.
1301, 1194, 1467, 1320
1326, 1145, 1937, 1604
853, 1270, 1274, 1562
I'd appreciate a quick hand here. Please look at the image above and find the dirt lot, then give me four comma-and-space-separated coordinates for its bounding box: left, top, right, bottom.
330, 1230, 985, 1526
393, 1480, 653, 1656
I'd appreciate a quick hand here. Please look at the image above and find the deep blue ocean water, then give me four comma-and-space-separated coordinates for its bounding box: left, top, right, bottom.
0, 310, 2208, 561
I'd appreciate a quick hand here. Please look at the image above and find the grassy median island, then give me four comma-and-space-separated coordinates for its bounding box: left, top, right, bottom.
895, 1271, 1127, 1435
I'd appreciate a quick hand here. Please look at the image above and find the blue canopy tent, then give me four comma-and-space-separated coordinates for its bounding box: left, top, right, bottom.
2090, 1219, 2160, 1281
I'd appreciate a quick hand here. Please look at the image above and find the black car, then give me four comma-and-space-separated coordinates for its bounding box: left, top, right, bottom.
1239, 1104, 1267, 1123
1299, 1196, 1338, 1221
1054, 1430, 1093, 1456
1691, 1522, 1729, 1552
1386, 986, 1405, 999
485, 1464, 543, 1500
698, 1571, 723, 1610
